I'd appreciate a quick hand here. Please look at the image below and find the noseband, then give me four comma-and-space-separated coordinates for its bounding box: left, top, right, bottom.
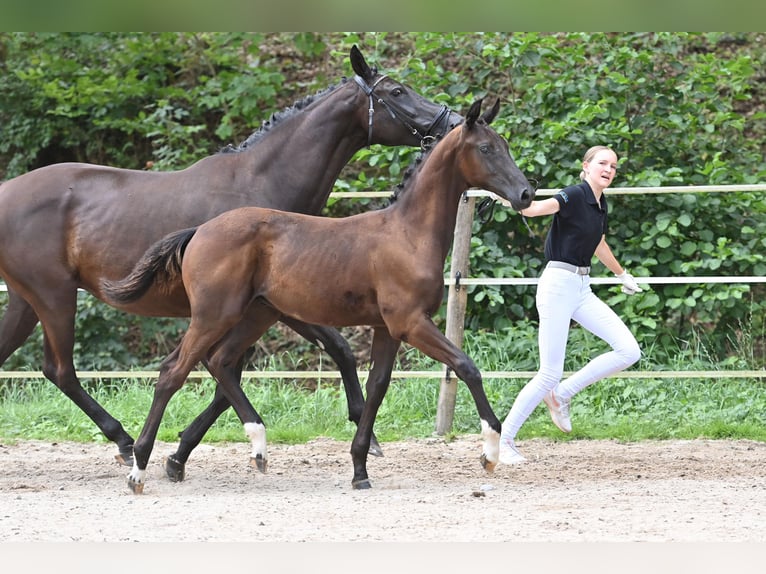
354, 74, 452, 150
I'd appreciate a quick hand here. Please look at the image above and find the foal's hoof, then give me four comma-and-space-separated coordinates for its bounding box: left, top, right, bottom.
480, 453, 497, 474
352, 478, 372, 490
250, 454, 267, 473
163, 456, 186, 482
127, 477, 145, 495
114, 445, 134, 467
368, 435, 384, 458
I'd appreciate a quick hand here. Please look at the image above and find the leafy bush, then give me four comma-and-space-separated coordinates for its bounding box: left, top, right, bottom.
1, 32, 764, 371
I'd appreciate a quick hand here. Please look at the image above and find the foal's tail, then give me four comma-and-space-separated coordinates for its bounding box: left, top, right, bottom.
100, 227, 197, 304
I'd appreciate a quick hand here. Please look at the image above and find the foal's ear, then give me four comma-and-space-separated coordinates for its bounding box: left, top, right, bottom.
481, 98, 500, 125
465, 98, 484, 129
350, 45, 374, 81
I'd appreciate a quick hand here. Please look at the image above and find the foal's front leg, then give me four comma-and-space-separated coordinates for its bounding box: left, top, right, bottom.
280, 316, 384, 457
350, 328, 400, 489
405, 317, 500, 473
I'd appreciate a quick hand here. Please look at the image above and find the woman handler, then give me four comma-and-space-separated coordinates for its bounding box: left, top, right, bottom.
500, 145, 642, 464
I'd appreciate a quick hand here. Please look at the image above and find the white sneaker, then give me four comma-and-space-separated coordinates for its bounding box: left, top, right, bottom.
499, 438, 526, 465
543, 389, 572, 433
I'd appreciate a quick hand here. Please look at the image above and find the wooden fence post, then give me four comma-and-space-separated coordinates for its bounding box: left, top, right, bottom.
435, 193, 476, 435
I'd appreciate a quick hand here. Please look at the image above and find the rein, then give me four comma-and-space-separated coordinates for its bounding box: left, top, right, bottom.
354, 74, 451, 150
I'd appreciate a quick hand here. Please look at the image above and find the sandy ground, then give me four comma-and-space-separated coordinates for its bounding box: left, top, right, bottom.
1, 435, 765, 543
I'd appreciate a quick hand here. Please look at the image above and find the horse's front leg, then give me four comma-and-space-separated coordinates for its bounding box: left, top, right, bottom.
350, 328, 400, 490
281, 316, 383, 457
404, 318, 500, 473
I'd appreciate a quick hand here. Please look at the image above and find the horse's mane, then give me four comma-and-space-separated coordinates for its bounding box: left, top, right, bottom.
220, 78, 349, 154
387, 135, 444, 205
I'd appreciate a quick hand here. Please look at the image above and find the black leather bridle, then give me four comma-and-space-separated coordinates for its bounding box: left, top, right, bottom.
353, 74, 453, 150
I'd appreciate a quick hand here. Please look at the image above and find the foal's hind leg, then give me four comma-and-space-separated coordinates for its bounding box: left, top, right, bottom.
163, 373, 233, 482
280, 316, 383, 457
129, 315, 262, 493
0, 288, 40, 366
164, 303, 279, 481
29, 285, 136, 465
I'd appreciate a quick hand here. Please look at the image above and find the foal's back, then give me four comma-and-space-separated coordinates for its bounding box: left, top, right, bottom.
182, 205, 411, 329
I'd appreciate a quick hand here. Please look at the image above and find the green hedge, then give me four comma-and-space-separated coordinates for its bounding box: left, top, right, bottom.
1, 32, 764, 371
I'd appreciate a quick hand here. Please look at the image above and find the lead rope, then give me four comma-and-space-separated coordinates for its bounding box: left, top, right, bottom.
521, 178, 541, 237
477, 180, 540, 236
521, 213, 536, 237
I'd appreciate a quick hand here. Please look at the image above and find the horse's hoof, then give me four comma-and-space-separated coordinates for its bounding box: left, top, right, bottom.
127, 478, 144, 495
250, 454, 267, 473
114, 445, 134, 467
163, 456, 186, 482
368, 436, 384, 458
480, 453, 497, 474
352, 478, 372, 490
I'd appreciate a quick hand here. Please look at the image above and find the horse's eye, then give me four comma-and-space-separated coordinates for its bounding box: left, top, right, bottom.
479, 144, 490, 154
391, 87, 403, 96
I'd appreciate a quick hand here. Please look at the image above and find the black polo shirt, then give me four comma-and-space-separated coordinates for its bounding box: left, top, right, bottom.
544, 181, 608, 267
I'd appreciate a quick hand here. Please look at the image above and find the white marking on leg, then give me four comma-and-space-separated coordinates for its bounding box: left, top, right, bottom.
244, 421, 267, 462
481, 419, 500, 464
127, 461, 147, 486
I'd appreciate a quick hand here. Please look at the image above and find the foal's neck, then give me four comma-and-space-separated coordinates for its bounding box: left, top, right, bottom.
393, 136, 467, 256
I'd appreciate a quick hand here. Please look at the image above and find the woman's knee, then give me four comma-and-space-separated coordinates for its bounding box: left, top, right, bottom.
535, 366, 564, 390
619, 338, 641, 367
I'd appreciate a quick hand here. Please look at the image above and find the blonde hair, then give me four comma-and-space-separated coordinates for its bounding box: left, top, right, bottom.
579, 145, 618, 181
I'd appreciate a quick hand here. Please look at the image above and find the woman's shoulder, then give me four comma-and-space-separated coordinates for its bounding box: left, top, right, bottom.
554, 182, 588, 205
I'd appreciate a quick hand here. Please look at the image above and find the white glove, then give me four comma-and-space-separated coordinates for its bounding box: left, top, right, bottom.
616, 271, 642, 295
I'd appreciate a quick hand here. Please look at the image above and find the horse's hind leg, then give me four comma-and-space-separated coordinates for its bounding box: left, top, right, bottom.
30, 286, 136, 465
0, 288, 40, 365
280, 316, 383, 457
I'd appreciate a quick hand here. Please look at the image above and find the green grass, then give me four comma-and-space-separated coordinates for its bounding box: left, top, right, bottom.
2, 372, 765, 447
1, 327, 765, 446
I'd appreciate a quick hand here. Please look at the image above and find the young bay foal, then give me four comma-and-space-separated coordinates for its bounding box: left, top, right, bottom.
102, 98, 533, 492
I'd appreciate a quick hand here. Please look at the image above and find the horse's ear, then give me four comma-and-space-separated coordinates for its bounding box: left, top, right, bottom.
350, 45, 373, 81
465, 98, 484, 129
481, 98, 500, 125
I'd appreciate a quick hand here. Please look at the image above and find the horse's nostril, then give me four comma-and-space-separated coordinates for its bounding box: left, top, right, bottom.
521, 189, 530, 201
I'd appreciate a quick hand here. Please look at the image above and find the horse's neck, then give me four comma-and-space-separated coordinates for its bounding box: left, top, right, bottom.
238, 83, 365, 215
394, 144, 466, 259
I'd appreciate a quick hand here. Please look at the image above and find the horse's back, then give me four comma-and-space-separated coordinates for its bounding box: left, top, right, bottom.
0, 162, 164, 212
0, 162, 217, 300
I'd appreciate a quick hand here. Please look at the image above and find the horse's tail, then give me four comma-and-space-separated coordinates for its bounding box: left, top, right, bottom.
100, 227, 197, 305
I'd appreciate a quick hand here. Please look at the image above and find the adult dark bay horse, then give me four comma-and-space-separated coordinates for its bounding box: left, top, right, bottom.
102, 98, 534, 492
0, 45, 462, 467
